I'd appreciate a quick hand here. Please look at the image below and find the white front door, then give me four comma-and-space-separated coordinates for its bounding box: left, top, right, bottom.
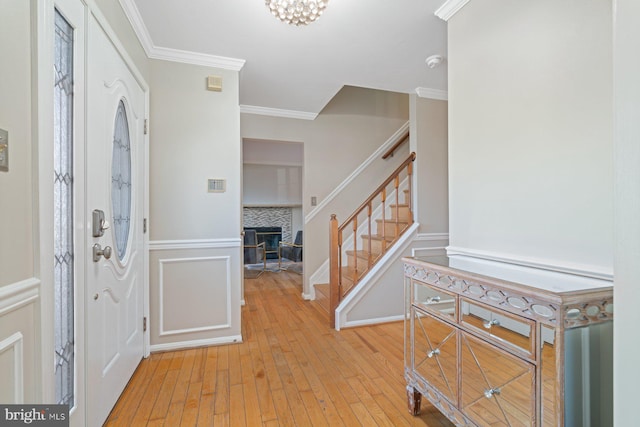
85, 14, 146, 426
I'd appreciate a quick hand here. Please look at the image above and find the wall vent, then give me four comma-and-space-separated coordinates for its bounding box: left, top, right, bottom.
208, 179, 226, 193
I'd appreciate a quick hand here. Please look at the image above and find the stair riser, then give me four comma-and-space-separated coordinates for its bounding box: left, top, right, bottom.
377, 221, 408, 237
360, 237, 387, 254
389, 206, 411, 221
348, 254, 370, 268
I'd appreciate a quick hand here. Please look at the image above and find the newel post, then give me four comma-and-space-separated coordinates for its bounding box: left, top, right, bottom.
329, 214, 339, 328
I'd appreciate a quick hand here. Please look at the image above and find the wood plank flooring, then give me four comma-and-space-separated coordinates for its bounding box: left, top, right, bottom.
105, 270, 453, 426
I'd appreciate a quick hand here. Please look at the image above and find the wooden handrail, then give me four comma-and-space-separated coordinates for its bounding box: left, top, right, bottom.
381, 130, 410, 159
328, 152, 416, 328
338, 152, 416, 233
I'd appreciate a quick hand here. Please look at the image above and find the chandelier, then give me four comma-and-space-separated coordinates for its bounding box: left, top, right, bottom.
265, 0, 328, 26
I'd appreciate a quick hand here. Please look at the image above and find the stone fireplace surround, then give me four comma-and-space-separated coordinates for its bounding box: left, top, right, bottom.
243, 207, 293, 243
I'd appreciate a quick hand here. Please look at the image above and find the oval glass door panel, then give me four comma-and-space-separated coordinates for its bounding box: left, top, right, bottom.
111, 100, 132, 261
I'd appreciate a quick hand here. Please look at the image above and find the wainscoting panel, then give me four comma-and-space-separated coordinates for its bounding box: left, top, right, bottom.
159, 256, 231, 336
0, 278, 40, 403
149, 243, 242, 352
0, 333, 24, 404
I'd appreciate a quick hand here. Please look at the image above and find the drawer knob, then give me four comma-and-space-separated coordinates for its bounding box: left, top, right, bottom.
484, 387, 501, 399
427, 348, 440, 358
426, 296, 441, 304
483, 318, 501, 329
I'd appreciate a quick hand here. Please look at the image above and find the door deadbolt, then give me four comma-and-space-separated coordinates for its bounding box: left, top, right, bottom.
92, 209, 110, 237
93, 243, 112, 262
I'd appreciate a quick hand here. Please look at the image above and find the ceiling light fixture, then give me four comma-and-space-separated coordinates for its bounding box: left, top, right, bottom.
266, 0, 328, 26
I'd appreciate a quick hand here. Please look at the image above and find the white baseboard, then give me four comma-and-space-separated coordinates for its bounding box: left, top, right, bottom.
342, 314, 404, 329
150, 335, 243, 353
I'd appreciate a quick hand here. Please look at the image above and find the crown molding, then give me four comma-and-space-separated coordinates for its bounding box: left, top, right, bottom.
415, 87, 448, 101
435, 0, 471, 21
149, 46, 245, 71
240, 105, 318, 120
119, 0, 245, 71
118, 0, 155, 54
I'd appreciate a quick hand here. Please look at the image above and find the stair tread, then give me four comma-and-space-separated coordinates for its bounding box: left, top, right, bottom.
362, 233, 396, 241
346, 249, 381, 257
375, 218, 409, 224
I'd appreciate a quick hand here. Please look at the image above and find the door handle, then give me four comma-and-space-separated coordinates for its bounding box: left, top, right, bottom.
92, 209, 110, 237
93, 243, 112, 262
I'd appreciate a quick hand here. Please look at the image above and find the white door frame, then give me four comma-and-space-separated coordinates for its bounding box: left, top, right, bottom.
35, 0, 150, 422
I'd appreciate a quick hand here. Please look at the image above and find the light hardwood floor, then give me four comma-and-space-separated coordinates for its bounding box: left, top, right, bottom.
105, 270, 453, 426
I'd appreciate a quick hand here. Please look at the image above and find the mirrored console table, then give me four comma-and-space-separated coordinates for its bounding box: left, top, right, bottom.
403, 256, 613, 427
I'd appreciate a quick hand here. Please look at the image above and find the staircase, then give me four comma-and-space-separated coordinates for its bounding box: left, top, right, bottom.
314, 152, 416, 328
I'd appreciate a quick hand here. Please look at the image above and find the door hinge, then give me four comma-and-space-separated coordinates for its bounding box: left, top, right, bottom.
143, 316, 147, 332
143, 218, 147, 233
144, 119, 148, 135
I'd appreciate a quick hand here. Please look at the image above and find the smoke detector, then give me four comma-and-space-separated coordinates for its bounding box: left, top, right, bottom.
425, 55, 445, 69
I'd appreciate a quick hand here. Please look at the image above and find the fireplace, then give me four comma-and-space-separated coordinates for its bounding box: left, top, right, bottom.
244, 226, 282, 259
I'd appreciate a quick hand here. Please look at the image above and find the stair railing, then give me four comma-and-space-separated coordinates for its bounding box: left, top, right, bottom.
329, 152, 416, 327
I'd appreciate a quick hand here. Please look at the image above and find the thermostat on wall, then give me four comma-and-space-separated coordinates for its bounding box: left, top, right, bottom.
208, 179, 226, 193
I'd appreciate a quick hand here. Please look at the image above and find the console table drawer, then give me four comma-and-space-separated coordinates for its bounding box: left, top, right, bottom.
460, 332, 535, 426
460, 298, 536, 360
412, 280, 457, 322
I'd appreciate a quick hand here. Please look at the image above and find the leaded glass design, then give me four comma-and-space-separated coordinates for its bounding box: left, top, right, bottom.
53, 9, 74, 408
112, 100, 132, 260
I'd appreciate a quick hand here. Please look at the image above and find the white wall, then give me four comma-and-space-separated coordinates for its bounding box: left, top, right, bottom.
613, 0, 640, 424
243, 164, 302, 206
411, 96, 448, 234
0, 0, 39, 405
0, 0, 34, 287
447, 0, 613, 278
148, 59, 242, 349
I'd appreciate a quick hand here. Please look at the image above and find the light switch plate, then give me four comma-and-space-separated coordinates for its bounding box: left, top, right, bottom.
0, 128, 8, 172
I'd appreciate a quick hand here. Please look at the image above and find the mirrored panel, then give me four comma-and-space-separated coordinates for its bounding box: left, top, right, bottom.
461, 299, 535, 358
541, 324, 558, 426
413, 282, 456, 321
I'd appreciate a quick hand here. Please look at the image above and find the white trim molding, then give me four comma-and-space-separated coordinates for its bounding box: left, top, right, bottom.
446, 246, 614, 282
342, 315, 405, 329
119, 0, 245, 71
0, 278, 41, 317
149, 238, 242, 251
415, 87, 448, 101
414, 232, 449, 242
0, 332, 24, 403
434, 0, 471, 21
150, 335, 242, 353
149, 46, 245, 71
158, 256, 232, 337
305, 121, 411, 224
240, 105, 318, 121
